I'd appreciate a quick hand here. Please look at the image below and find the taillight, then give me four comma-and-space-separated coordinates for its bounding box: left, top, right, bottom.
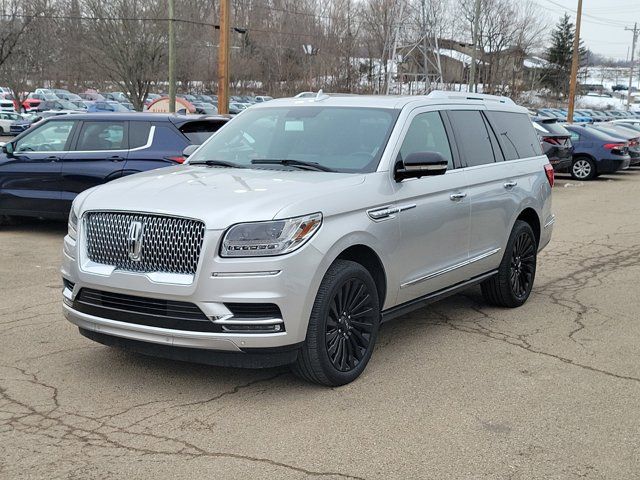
542, 136, 559, 145
603, 143, 626, 150
166, 156, 185, 163
544, 164, 554, 187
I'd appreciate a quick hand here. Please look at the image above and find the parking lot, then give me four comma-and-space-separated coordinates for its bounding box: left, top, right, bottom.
0, 170, 639, 479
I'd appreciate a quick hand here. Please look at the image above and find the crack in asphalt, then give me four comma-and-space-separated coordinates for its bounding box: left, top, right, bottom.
0, 365, 363, 479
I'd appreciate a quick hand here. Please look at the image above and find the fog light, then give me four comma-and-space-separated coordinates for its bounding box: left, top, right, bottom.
221, 324, 284, 333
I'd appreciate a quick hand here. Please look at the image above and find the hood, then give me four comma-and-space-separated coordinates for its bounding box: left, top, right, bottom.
78, 165, 366, 229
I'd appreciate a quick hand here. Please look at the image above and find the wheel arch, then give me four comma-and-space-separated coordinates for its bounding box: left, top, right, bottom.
515, 207, 541, 246
335, 245, 388, 308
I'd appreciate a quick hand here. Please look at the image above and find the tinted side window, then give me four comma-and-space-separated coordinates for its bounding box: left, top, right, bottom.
75, 121, 127, 151
447, 110, 495, 167
399, 111, 453, 168
486, 111, 543, 160
129, 121, 151, 148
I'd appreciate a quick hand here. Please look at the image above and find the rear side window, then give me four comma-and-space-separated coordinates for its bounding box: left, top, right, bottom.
129, 121, 151, 148
447, 110, 495, 167
399, 111, 453, 168
486, 111, 543, 160
179, 120, 228, 144
75, 121, 127, 151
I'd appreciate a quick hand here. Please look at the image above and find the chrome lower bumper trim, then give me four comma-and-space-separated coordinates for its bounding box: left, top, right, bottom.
63, 303, 289, 351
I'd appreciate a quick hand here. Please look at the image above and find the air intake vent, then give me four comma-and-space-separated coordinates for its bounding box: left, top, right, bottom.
74, 288, 219, 332
225, 303, 282, 319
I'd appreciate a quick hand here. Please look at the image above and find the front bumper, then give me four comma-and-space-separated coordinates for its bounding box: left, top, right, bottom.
61, 228, 324, 357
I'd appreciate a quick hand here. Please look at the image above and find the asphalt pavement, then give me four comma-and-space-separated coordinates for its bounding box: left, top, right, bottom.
1, 171, 639, 479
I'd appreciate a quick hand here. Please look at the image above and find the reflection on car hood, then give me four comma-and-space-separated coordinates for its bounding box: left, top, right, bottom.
78, 165, 366, 229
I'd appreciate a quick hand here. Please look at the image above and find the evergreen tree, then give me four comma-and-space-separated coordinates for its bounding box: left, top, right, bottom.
543, 13, 587, 98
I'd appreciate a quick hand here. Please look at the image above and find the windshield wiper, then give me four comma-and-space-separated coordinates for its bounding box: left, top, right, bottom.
251, 159, 335, 172
188, 159, 243, 168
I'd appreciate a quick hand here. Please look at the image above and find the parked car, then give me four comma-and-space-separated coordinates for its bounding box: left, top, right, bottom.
102, 92, 128, 103
589, 123, 640, 166
538, 108, 567, 122
574, 109, 608, 122
0, 113, 229, 220
68, 100, 88, 111
87, 100, 131, 113
557, 109, 592, 123
58, 92, 554, 386
34, 88, 58, 98
612, 84, 628, 92
532, 117, 573, 172
194, 94, 216, 104
144, 93, 161, 106
8, 114, 36, 135
0, 112, 23, 133
79, 92, 105, 102
192, 102, 218, 115
35, 99, 85, 112
0, 95, 16, 113
564, 124, 631, 180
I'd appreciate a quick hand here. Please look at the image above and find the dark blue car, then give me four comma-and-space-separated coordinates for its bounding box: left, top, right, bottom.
563, 124, 631, 180
0, 113, 228, 221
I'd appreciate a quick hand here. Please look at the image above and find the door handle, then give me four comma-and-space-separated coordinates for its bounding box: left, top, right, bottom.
504, 181, 518, 189
45, 156, 60, 162
108, 156, 125, 162
449, 192, 467, 201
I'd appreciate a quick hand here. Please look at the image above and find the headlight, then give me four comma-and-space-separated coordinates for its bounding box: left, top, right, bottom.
221, 213, 322, 257
68, 208, 78, 240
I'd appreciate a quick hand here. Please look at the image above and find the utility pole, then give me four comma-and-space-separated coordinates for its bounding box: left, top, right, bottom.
422, 0, 429, 94
468, 0, 481, 93
625, 23, 638, 110
217, 0, 230, 115
566, 0, 583, 124
168, 0, 176, 113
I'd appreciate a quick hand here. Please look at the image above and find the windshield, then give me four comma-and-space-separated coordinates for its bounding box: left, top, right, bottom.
188, 106, 398, 173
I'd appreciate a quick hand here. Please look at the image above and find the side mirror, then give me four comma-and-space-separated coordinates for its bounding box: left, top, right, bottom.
3, 141, 15, 156
395, 151, 448, 181
182, 144, 199, 158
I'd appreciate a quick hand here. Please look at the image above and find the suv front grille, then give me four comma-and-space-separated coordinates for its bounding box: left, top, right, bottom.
84, 212, 205, 275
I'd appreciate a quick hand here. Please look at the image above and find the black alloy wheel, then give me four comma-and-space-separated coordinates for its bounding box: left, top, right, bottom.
481, 220, 537, 308
293, 259, 380, 386
325, 277, 376, 372
509, 231, 536, 300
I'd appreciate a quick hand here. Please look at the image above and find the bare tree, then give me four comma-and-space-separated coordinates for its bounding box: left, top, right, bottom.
83, 0, 167, 109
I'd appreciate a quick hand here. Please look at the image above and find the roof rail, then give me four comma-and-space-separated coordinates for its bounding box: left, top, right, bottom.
426, 90, 515, 104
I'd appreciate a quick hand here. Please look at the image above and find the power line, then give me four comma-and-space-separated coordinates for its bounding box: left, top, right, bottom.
0, 12, 349, 40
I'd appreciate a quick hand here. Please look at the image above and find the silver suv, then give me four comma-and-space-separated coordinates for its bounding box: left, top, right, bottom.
62, 92, 555, 386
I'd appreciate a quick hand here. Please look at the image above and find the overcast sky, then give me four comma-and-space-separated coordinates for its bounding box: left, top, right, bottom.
532, 0, 640, 60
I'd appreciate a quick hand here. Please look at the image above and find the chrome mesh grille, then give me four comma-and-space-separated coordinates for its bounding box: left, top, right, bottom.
84, 212, 205, 275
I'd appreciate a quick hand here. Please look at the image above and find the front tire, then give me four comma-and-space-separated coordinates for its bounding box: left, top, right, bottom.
292, 260, 380, 386
481, 220, 537, 308
571, 156, 596, 180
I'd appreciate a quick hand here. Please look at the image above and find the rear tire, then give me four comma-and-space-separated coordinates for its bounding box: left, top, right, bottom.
481, 220, 537, 308
571, 156, 596, 180
292, 260, 380, 386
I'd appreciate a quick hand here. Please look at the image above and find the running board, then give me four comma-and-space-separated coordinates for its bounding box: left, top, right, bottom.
381, 270, 498, 323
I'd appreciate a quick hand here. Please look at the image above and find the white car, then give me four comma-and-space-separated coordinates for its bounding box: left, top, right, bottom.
0, 96, 15, 113
0, 112, 22, 134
